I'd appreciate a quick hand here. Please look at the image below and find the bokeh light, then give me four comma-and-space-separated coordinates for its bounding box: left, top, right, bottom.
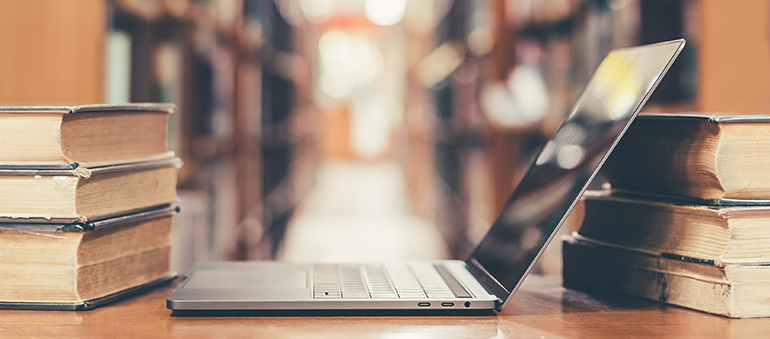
364, 0, 406, 26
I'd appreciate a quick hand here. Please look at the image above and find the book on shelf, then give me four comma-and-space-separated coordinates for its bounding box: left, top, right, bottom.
0, 205, 178, 310
562, 236, 770, 319
600, 113, 770, 200
0, 156, 180, 224
578, 190, 770, 264
0, 103, 175, 168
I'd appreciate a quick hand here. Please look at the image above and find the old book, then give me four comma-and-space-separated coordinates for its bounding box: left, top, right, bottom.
601, 114, 770, 200
562, 236, 770, 318
0, 103, 175, 168
0, 156, 180, 223
577, 190, 770, 264
0, 206, 177, 309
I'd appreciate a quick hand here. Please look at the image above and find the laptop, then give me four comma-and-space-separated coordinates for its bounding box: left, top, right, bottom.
167, 39, 686, 313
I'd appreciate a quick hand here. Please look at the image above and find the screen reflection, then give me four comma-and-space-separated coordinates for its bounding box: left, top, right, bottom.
468, 39, 685, 305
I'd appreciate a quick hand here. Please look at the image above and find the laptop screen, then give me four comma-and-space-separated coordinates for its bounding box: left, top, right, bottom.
467, 39, 686, 306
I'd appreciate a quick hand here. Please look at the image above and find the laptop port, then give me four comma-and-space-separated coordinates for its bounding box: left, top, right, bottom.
417, 302, 431, 307
441, 302, 454, 307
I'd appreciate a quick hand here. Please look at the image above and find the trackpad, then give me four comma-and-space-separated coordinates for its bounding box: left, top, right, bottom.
185, 269, 308, 289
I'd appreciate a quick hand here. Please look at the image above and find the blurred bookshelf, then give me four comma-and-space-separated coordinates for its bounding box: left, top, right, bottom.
402, 0, 770, 265
104, 0, 319, 266
0, 0, 319, 269
0, 0, 767, 273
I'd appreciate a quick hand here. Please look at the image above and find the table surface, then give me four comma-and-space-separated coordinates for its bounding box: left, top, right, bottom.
1, 274, 768, 338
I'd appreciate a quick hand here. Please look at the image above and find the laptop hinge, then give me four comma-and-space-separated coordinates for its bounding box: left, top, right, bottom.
465, 257, 510, 307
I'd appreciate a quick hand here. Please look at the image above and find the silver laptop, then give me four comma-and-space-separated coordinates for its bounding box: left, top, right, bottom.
167, 39, 685, 313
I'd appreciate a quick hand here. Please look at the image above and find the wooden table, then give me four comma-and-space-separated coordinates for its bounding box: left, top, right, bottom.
1, 275, 768, 338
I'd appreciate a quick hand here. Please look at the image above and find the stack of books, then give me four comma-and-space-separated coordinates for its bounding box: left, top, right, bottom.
563, 114, 770, 318
0, 104, 180, 310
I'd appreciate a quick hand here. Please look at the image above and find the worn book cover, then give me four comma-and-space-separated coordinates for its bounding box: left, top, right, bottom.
0, 205, 179, 310
0, 103, 175, 167
578, 189, 770, 263
563, 236, 770, 318
601, 114, 770, 200
0, 156, 181, 224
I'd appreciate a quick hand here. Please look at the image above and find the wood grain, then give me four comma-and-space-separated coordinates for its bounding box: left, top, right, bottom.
0, 0, 105, 105
698, 0, 770, 114
2, 275, 768, 338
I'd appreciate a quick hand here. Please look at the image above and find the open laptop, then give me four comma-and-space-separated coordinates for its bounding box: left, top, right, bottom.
168, 39, 685, 313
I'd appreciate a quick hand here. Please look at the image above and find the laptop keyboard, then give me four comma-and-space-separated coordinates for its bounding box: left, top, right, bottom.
312, 263, 461, 299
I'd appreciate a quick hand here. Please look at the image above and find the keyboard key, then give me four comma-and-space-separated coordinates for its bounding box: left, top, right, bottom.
341, 292, 370, 299
313, 263, 458, 301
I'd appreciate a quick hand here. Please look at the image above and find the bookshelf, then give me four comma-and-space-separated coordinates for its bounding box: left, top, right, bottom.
0, 0, 766, 270
475, 0, 770, 272
178, 0, 317, 261
0, 0, 317, 267
408, 0, 769, 263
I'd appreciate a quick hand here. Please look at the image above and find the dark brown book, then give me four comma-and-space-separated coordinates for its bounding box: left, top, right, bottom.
563, 236, 770, 318
601, 114, 770, 200
577, 190, 770, 264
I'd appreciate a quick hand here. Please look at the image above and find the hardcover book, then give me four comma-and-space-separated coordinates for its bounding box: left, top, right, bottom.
578, 190, 770, 263
0, 156, 180, 224
563, 236, 770, 318
0, 103, 175, 168
0, 205, 178, 310
601, 114, 770, 200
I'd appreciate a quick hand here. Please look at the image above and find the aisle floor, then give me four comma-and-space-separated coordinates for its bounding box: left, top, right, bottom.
278, 160, 448, 262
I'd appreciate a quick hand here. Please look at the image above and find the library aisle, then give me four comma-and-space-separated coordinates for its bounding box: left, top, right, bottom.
279, 160, 448, 262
